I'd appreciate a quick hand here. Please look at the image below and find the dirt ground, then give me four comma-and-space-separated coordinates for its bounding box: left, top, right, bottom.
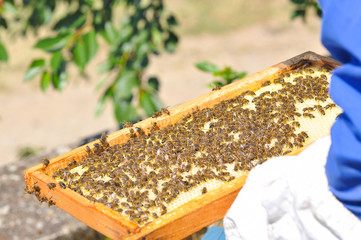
0, 1, 327, 166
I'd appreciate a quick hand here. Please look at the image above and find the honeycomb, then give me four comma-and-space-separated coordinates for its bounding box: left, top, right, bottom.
50, 64, 341, 226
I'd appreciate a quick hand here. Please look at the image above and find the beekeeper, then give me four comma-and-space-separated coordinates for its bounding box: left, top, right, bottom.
224, 0, 361, 239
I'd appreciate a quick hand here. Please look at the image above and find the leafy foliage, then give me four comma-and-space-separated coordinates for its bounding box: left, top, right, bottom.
195, 61, 246, 89
289, 0, 322, 21
0, 0, 178, 123
195, 1, 322, 90
0, 0, 322, 124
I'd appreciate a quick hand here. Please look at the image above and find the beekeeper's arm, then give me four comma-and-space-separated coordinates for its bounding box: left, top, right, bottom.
224, 0, 361, 239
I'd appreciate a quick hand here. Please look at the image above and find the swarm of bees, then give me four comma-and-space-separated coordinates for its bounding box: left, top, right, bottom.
24, 180, 56, 207
34, 64, 340, 226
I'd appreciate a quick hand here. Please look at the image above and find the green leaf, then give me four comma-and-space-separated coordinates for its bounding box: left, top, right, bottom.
209, 81, 225, 88
148, 77, 159, 91
24, 59, 46, 81
214, 67, 232, 81
34, 34, 69, 52
52, 70, 67, 91
0, 42, 8, 62
101, 21, 118, 45
150, 93, 163, 110
51, 62, 67, 91
119, 24, 133, 41
166, 15, 178, 26
95, 87, 112, 116
114, 71, 139, 99
43, 6, 53, 24
73, 39, 87, 72
95, 75, 109, 91
53, 11, 86, 30
114, 99, 137, 123
195, 61, 221, 73
40, 71, 51, 92
132, 54, 149, 70
290, 0, 304, 3
135, 30, 149, 45
136, 42, 150, 57
313, 3, 322, 17
164, 31, 178, 53
4, 2, 17, 13
233, 72, 247, 80
291, 9, 306, 20
140, 91, 156, 116
151, 25, 162, 47
83, 30, 98, 62
0, 17, 8, 29
140, 91, 163, 116
50, 51, 63, 71
97, 60, 113, 73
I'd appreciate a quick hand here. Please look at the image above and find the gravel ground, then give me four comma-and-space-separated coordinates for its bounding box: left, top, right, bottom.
0, 149, 96, 240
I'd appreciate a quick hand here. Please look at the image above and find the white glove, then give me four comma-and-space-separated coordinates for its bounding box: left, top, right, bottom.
224, 136, 361, 240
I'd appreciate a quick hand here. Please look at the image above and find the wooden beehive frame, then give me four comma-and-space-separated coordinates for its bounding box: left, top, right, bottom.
24, 51, 340, 240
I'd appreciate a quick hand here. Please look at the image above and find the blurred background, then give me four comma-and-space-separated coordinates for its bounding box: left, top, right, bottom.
0, 0, 326, 239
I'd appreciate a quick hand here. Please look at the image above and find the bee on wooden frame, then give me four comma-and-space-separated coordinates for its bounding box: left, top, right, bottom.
212, 85, 221, 91
42, 158, 50, 169
46, 183, 56, 190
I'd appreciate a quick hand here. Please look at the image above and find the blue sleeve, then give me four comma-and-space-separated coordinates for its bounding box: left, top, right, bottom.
319, 0, 361, 219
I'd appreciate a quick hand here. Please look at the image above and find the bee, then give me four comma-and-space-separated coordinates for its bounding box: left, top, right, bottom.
39, 196, 48, 203
85, 146, 93, 156
160, 208, 167, 216
24, 186, 34, 195
68, 159, 77, 168
59, 181, 66, 189
123, 121, 133, 128
274, 78, 285, 84
212, 85, 221, 91
47, 182, 56, 190
303, 113, 315, 119
99, 133, 110, 148
47, 199, 55, 207
150, 122, 160, 133
303, 107, 314, 112
135, 127, 145, 136
227, 176, 236, 182
300, 131, 309, 138
129, 128, 137, 138
140, 215, 149, 223
315, 96, 327, 102
161, 107, 170, 115
201, 187, 207, 194
93, 143, 104, 155
261, 81, 271, 87
121, 202, 131, 209
296, 97, 304, 103
291, 121, 301, 128
283, 150, 292, 155
325, 103, 336, 110
152, 111, 162, 118
42, 158, 50, 168
320, 74, 328, 80
33, 184, 41, 193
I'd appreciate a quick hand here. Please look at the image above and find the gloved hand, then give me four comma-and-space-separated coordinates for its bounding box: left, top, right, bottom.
224, 136, 361, 240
